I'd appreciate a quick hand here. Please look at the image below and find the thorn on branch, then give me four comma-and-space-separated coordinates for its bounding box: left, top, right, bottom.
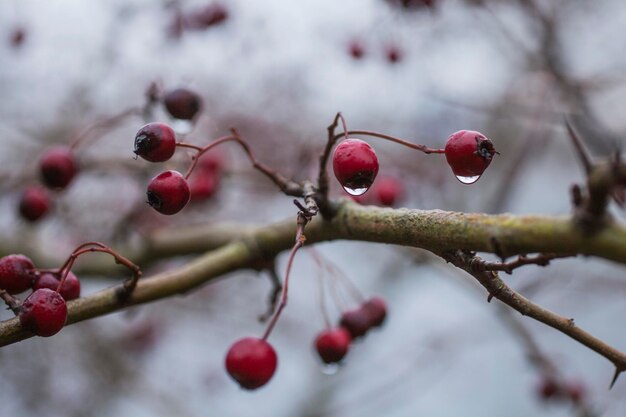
610, 367, 624, 389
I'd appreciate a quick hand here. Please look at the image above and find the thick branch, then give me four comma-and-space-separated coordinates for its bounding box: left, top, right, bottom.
2, 202, 626, 363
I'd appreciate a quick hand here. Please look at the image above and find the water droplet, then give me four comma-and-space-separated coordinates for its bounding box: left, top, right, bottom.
171, 119, 194, 135
455, 175, 480, 185
343, 186, 368, 196
320, 363, 340, 375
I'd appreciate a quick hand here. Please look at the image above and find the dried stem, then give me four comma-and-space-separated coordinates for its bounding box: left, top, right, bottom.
0, 290, 21, 315
469, 253, 570, 275
69, 107, 142, 150
333, 130, 445, 154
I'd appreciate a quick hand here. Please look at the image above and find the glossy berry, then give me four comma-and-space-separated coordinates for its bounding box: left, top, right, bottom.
315, 328, 351, 364
146, 170, 190, 215
348, 40, 365, 59
33, 271, 80, 301
40, 146, 77, 189
134, 123, 177, 162
163, 88, 202, 120
374, 176, 404, 207
18, 185, 51, 222
363, 296, 387, 328
19, 288, 67, 337
444, 130, 496, 183
0, 254, 37, 294
225, 337, 278, 390
190, 170, 220, 202
339, 307, 372, 339
332, 139, 379, 195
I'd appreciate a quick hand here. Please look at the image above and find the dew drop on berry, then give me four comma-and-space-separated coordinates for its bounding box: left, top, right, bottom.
455, 174, 480, 185
320, 363, 340, 375
171, 119, 194, 135
343, 186, 369, 196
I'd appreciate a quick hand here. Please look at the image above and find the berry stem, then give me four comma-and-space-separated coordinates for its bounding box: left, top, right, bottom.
70, 107, 142, 150
317, 112, 348, 199
334, 130, 445, 154
262, 213, 308, 341
56, 242, 142, 298
0, 290, 21, 315
180, 129, 303, 197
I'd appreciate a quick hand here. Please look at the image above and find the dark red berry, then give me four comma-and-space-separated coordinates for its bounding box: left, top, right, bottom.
348, 40, 365, 59
163, 88, 202, 120
537, 377, 560, 401
19, 288, 67, 337
374, 176, 404, 206
10, 27, 26, 48
363, 296, 387, 328
565, 380, 586, 404
225, 337, 277, 390
186, 3, 229, 29
0, 254, 37, 294
386, 0, 437, 10
33, 271, 80, 301
190, 170, 219, 202
146, 170, 190, 215
134, 123, 177, 162
40, 146, 77, 189
332, 139, 379, 195
315, 328, 351, 364
18, 185, 51, 222
339, 307, 372, 339
385, 45, 403, 64
444, 130, 496, 183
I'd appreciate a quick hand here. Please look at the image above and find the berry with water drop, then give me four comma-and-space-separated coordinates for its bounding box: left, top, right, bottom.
146, 170, 190, 215
332, 139, 379, 195
444, 130, 496, 184
225, 337, 278, 390
315, 327, 351, 364
163, 88, 202, 120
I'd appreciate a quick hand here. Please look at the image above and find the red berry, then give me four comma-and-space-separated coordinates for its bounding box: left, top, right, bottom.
33, 271, 80, 301
537, 377, 560, 401
163, 88, 202, 120
10, 27, 26, 48
315, 328, 351, 364
444, 130, 496, 183
225, 337, 278, 390
332, 139, 379, 195
198, 151, 225, 173
0, 254, 37, 294
39, 146, 77, 189
348, 40, 365, 59
363, 296, 387, 328
190, 170, 220, 202
339, 307, 372, 339
134, 123, 177, 162
146, 170, 190, 215
18, 185, 51, 222
19, 288, 67, 337
374, 176, 404, 206
385, 45, 403, 64
186, 3, 229, 29
565, 380, 586, 404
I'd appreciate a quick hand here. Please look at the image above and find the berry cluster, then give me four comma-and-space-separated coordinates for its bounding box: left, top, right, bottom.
0, 243, 140, 338
537, 377, 586, 405
332, 129, 497, 196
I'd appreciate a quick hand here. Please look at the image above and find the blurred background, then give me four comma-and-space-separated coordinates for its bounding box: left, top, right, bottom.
1, 0, 626, 416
